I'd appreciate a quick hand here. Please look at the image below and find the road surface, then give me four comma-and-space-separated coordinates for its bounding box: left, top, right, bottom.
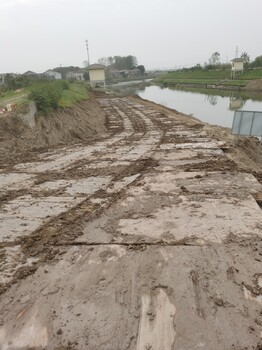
0, 96, 262, 349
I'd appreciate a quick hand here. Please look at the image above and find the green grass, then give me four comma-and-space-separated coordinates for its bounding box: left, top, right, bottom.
156, 68, 262, 88
60, 83, 88, 107
0, 88, 28, 105
158, 78, 221, 85
172, 85, 262, 102
220, 80, 247, 86
159, 70, 231, 80
240, 69, 262, 79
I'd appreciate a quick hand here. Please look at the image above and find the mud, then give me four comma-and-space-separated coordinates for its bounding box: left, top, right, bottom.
0, 95, 107, 165
1, 94, 262, 349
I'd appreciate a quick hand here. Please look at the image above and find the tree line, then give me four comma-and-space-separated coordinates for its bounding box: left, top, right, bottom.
206, 51, 262, 70
97, 55, 145, 74
178, 52, 262, 72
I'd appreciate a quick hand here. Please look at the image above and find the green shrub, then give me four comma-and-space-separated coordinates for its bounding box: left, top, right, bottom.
29, 80, 69, 113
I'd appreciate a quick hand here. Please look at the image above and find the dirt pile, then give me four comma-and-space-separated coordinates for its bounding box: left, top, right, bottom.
203, 123, 262, 174
0, 94, 107, 164
244, 79, 262, 91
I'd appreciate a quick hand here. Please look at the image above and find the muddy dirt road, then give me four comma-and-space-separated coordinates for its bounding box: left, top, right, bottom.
0, 96, 262, 349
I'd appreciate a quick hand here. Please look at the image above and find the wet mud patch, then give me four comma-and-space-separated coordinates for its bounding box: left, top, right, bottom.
180, 156, 239, 172
0, 156, 159, 293
1, 244, 262, 349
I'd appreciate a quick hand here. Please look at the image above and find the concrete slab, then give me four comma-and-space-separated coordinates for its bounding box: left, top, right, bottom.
0, 245, 38, 284
0, 215, 42, 242
117, 196, 262, 243
106, 174, 140, 194
153, 149, 199, 161
0, 195, 83, 242
84, 160, 131, 169
35, 177, 112, 196
0, 173, 35, 192
176, 141, 225, 149
0, 244, 261, 349
65, 177, 112, 196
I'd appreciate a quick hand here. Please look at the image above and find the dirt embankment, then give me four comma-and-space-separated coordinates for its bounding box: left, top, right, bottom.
244, 79, 262, 91
0, 94, 107, 164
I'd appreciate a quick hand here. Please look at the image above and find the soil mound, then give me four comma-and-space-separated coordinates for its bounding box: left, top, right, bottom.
244, 79, 262, 91
0, 95, 106, 164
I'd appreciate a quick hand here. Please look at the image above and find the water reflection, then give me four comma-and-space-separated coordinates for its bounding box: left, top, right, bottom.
133, 85, 262, 128
229, 96, 245, 110
205, 95, 218, 106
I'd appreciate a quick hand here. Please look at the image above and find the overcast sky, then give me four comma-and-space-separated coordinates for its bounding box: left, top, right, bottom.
1, 0, 261, 73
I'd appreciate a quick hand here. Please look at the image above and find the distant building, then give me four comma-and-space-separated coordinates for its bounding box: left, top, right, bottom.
23, 70, 39, 77
109, 68, 142, 79
0, 74, 5, 86
66, 71, 85, 81
87, 64, 106, 88
231, 58, 244, 79
43, 70, 62, 80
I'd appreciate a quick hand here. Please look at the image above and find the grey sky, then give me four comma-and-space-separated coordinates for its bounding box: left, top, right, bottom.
1, 0, 261, 73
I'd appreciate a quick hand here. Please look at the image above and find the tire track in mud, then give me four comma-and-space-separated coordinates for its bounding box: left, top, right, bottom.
1, 96, 262, 349
0, 97, 164, 294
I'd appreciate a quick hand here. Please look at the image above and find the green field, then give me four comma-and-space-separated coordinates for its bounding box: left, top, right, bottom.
0, 89, 28, 107
156, 68, 262, 88
0, 82, 88, 111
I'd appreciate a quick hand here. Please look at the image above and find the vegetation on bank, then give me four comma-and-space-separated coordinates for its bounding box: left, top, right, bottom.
0, 88, 28, 104
156, 69, 262, 88
28, 81, 88, 113
168, 85, 262, 102
156, 52, 262, 89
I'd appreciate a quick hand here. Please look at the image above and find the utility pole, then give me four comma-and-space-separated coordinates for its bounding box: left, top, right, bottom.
235, 46, 239, 58
85, 40, 90, 66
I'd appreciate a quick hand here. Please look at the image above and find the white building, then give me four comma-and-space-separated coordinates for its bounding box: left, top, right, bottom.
43, 70, 62, 80
23, 71, 39, 77
66, 71, 85, 81
87, 64, 106, 88
231, 58, 244, 79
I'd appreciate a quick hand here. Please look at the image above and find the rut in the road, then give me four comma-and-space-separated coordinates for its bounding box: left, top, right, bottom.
1, 96, 262, 350
0, 97, 164, 292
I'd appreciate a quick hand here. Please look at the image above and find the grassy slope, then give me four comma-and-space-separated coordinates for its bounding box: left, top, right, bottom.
60, 83, 88, 108
0, 89, 28, 107
1, 82, 88, 109
156, 69, 262, 87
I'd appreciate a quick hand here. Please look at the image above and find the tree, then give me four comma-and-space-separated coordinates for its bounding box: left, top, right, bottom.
107, 56, 114, 66
208, 52, 220, 66
97, 57, 109, 66
240, 52, 250, 63
125, 55, 137, 70
240, 52, 250, 68
97, 55, 139, 70
250, 55, 262, 68
137, 65, 145, 74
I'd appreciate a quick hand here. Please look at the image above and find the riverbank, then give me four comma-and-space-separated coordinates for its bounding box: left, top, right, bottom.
156, 68, 262, 91
0, 82, 88, 111
0, 93, 107, 164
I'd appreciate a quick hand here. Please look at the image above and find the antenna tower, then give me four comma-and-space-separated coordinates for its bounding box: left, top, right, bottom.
235, 46, 239, 58
85, 40, 90, 66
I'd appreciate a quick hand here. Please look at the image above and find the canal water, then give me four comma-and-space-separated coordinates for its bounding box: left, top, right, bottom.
135, 85, 262, 128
